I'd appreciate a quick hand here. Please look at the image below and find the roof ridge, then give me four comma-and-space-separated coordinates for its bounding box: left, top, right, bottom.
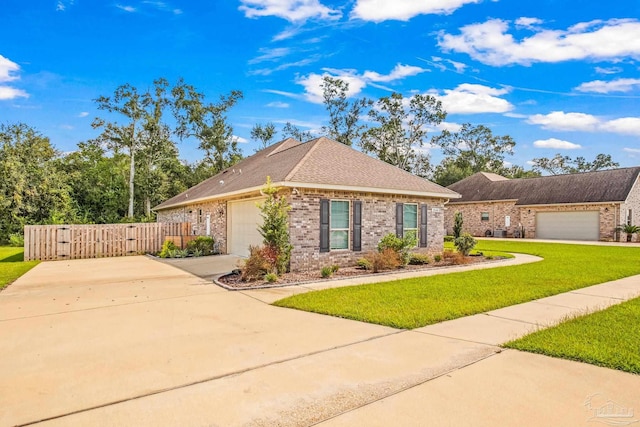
284, 138, 322, 181
266, 137, 301, 157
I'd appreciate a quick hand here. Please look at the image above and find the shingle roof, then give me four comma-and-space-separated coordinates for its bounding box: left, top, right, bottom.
448, 167, 640, 205
155, 137, 459, 210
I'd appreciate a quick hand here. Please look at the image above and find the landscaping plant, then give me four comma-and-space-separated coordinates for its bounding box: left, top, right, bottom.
241, 245, 272, 281
616, 224, 640, 242
377, 233, 417, 265
258, 177, 292, 275
320, 266, 333, 278
158, 239, 178, 258
454, 232, 477, 256
453, 211, 463, 239
186, 235, 215, 255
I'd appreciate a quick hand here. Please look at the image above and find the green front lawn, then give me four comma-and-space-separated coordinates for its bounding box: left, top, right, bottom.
0, 247, 39, 290
505, 297, 640, 374
274, 241, 640, 329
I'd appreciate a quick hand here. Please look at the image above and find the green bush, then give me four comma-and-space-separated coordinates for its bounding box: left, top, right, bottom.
258, 177, 292, 274
158, 240, 178, 258
186, 236, 215, 256
444, 235, 454, 243
331, 264, 340, 273
434, 254, 442, 262
357, 258, 373, 271
321, 266, 333, 278
8, 233, 24, 247
454, 233, 477, 256
169, 248, 188, 258
453, 211, 463, 239
377, 233, 416, 265
264, 272, 278, 283
408, 253, 430, 265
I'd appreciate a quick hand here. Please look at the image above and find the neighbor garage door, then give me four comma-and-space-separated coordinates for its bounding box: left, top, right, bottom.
228, 198, 265, 257
535, 211, 599, 241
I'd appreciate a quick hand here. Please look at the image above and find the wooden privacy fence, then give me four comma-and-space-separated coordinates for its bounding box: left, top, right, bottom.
24, 222, 191, 261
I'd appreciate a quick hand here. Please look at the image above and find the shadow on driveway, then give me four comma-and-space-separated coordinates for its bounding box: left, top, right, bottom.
153, 254, 243, 280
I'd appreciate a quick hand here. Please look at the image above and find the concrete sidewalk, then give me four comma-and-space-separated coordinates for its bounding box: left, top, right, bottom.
3, 252, 640, 426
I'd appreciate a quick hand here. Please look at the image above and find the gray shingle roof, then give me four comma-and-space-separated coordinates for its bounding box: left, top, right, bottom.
155, 137, 459, 210
448, 167, 640, 205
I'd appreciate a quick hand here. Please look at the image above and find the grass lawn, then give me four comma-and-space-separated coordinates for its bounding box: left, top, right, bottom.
505, 297, 640, 374
0, 247, 39, 290
274, 241, 640, 329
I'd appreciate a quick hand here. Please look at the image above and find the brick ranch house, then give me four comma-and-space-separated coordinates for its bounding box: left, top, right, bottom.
154, 137, 461, 271
444, 167, 640, 242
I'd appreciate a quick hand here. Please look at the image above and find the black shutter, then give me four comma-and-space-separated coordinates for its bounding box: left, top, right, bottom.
320, 199, 330, 253
396, 203, 404, 238
353, 201, 362, 252
419, 204, 428, 247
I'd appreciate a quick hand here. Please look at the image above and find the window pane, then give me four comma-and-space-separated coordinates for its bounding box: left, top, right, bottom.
481, 212, 489, 221
404, 204, 417, 229
331, 201, 349, 229
330, 230, 348, 249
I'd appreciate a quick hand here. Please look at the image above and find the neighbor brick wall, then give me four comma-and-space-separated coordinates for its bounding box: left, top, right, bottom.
288, 189, 446, 271
445, 201, 521, 237
520, 204, 617, 241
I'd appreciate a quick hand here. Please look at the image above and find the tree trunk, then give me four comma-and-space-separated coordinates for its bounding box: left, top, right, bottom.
128, 148, 135, 218
145, 197, 151, 217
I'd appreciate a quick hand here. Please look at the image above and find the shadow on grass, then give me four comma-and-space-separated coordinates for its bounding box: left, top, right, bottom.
0, 252, 24, 263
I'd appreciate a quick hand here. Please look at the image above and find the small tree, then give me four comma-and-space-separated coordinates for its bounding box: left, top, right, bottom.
454, 233, 477, 256
258, 176, 292, 274
453, 211, 463, 239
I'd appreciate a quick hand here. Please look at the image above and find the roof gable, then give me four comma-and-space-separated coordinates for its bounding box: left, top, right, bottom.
448, 168, 640, 205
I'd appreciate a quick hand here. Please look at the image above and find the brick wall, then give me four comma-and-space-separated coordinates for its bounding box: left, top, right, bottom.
621, 176, 640, 242
289, 189, 446, 271
445, 201, 521, 237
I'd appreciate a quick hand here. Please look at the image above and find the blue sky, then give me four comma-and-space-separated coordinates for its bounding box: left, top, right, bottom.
1, 0, 639, 169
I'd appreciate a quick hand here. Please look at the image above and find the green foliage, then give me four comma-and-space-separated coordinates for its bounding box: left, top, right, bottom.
251, 123, 277, 151
186, 235, 215, 256
241, 245, 272, 281
617, 224, 640, 241
264, 272, 278, 283
281, 122, 314, 142
433, 254, 442, 262
444, 235, 454, 242
366, 248, 402, 273
531, 153, 619, 175
258, 177, 292, 275
8, 234, 24, 247
506, 297, 640, 374
274, 241, 640, 329
331, 264, 340, 273
0, 247, 39, 290
158, 239, 178, 258
320, 76, 372, 146
408, 253, 430, 265
356, 258, 373, 271
454, 233, 477, 256
320, 266, 334, 278
377, 233, 416, 265
453, 211, 463, 239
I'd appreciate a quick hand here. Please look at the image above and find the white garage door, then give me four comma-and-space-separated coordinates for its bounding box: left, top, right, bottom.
228, 198, 265, 257
536, 211, 599, 241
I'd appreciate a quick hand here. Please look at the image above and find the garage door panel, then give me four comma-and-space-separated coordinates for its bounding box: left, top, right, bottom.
536, 211, 599, 241
228, 198, 265, 257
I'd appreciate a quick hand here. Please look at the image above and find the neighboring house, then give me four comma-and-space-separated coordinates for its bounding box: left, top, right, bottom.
444, 167, 640, 242
154, 137, 460, 271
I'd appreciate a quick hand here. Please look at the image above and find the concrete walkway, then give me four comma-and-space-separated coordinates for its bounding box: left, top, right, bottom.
1, 252, 639, 426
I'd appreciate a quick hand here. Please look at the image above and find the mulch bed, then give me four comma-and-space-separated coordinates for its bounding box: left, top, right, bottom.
218, 254, 505, 290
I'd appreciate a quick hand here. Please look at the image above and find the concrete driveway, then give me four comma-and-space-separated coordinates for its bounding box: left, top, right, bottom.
1, 255, 639, 426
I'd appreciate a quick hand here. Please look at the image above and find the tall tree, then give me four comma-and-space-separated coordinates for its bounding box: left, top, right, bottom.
281, 122, 314, 142
172, 79, 243, 175
93, 78, 172, 218
431, 123, 516, 179
361, 92, 445, 175
251, 122, 277, 151
320, 76, 371, 146
531, 153, 619, 175
0, 123, 75, 242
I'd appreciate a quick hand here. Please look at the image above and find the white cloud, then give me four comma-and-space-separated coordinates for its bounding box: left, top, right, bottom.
527, 111, 640, 136
239, 0, 341, 23
515, 17, 543, 29
266, 101, 290, 108
361, 64, 426, 83
249, 47, 291, 65
233, 135, 249, 143
351, 0, 480, 22
599, 117, 640, 135
430, 83, 513, 114
56, 0, 74, 11
533, 138, 582, 150
296, 63, 424, 103
438, 18, 640, 66
595, 66, 622, 75
527, 111, 600, 131
78, 112, 89, 117
0, 55, 28, 100
623, 147, 640, 153
575, 78, 640, 93
437, 122, 463, 132
116, 4, 137, 12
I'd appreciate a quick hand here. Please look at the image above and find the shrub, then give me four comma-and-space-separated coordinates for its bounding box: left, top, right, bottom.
158, 240, 178, 258
369, 248, 401, 272
443, 235, 454, 243
331, 264, 340, 273
320, 266, 333, 278
8, 233, 24, 247
186, 236, 215, 256
357, 258, 373, 271
241, 245, 272, 281
168, 248, 188, 258
453, 211, 463, 239
454, 233, 477, 256
408, 253, 430, 265
377, 233, 416, 265
191, 248, 203, 257
258, 177, 292, 274
433, 254, 442, 263
443, 249, 468, 265
264, 272, 278, 283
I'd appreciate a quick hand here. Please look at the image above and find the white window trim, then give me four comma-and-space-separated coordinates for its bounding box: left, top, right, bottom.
403, 203, 418, 240
330, 199, 350, 251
